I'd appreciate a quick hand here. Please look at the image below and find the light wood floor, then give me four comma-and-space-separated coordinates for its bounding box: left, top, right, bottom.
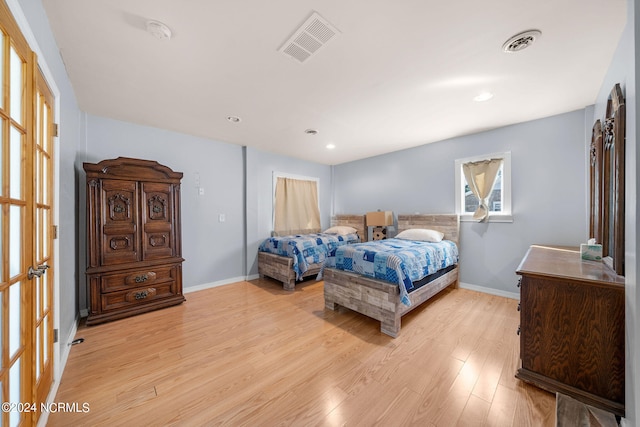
47, 278, 555, 426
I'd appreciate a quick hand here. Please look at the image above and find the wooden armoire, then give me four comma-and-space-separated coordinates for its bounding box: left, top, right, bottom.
84, 157, 185, 325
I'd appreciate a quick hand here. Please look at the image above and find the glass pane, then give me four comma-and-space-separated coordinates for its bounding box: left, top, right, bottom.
0, 213, 3, 279
9, 126, 23, 199
0, 118, 3, 196
9, 358, 21, 427
0, 293, 3, 368
36, 324, 41, 378
43, 272, 48, 310
43, 210, 49, 258
489, 167, 503, 212
43, 100, 49, 152
9, 206, 21, 278
10, 46, 23, 124
9, 282, 21, 356
43, 154, 48, 204
36, 274, 41, 317
0, 34, 4, 108
43, 314, 49, 366
36, 208, 40, 259
36, 151, 41, 203
36, 92, 41, 147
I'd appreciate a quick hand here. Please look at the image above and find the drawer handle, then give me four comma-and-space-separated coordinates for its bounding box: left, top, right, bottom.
517, 277, 522, 288
517, 303, 521, 312
125, 287, 157, 303
517, 326, 521, 335
125, 271, 156, 286
135, 274, 148, 283
134, 290, 148, 300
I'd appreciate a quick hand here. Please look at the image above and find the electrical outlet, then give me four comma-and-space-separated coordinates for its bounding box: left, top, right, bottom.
199, 187, 205, 196
219, 214, 225, 222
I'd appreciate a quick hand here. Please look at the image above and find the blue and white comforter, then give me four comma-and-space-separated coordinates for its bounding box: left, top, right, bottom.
259, 233, 360, 280
334, 239, 459, 306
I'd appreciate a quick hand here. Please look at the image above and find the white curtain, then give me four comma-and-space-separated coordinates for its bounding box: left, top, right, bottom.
273, 177, 321, 235
462, 158, 503, 222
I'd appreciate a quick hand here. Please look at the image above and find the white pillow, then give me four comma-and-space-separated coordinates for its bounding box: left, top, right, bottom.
323, 226, 357, 236
395, 228, 444, 242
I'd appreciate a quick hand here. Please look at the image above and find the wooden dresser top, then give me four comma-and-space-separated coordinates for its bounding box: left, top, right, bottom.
516, 245, 625, 287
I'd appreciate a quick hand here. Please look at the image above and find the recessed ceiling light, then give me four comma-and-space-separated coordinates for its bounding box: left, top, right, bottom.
146, 20, 172, 40
326, 143, 335, 150
304, 129, 319, 135
226, 116, 241, 123
473, 92, 494, 102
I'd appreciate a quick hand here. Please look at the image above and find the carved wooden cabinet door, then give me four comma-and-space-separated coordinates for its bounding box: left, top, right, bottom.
99, 179, 141, 265
141, 182, 176, 260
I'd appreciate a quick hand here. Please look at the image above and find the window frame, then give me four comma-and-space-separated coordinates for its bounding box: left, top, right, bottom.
455, 151, 512, 223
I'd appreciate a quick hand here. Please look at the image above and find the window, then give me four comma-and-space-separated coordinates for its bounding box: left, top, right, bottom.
455, 152, 512, 222
272, 173, 321, 235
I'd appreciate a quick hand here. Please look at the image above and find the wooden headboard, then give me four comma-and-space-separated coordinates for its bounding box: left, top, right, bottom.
397, 214, 460, 245
331, 214, 366, 241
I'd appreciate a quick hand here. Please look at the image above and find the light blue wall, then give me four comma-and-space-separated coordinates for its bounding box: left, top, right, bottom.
333, 109, 588, 295
83, 115, 246, 294
245, 147, 333, 276
590, 0, 638, 424
81, 119, 334, 299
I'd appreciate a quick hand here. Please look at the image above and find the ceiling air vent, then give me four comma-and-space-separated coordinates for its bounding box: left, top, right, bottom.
502, 30, 541, 53
279, 12, 340, 63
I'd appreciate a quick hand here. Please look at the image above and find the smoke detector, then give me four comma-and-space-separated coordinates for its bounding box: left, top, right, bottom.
502, 30, 541, 53
279, 12, 340, 63
146, 20, 172, 40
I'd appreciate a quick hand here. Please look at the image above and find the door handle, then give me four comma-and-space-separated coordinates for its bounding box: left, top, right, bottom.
28, 264, 50, 280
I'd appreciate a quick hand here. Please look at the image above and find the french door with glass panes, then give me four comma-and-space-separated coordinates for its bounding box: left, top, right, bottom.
1, 1, 56, 425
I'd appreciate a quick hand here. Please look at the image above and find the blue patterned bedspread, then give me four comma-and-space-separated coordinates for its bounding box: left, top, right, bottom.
259, 233, 360, 280
334, 239, 459, 306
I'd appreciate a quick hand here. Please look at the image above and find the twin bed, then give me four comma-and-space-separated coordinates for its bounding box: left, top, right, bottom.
324, 214, 459, 337
258, 214, 366, 290
258, 213, 460, 338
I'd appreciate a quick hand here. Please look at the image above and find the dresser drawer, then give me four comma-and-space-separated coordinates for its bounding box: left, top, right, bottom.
100, 282, 179, 313
100, 265, 178, 293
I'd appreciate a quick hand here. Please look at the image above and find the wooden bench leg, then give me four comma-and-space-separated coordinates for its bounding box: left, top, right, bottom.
283, 281, 295, 291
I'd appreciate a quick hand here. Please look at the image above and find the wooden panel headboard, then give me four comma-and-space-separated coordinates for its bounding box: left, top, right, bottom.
397, 214, 460, 245
331, 214, 366, 241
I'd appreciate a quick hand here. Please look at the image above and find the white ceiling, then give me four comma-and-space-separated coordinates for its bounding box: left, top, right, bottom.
43, 0, 626, 165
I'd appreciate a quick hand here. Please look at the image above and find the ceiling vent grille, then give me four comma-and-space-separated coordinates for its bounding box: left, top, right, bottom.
279, 12, 340, 63
502, 30, 542, 53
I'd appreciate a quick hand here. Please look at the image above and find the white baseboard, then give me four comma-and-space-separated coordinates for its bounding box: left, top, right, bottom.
183, 276, 250, 294
458, 281, 520, 300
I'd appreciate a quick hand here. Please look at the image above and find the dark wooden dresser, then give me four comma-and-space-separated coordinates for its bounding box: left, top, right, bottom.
84, 157, 185, 325
516, 245, 625, 416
